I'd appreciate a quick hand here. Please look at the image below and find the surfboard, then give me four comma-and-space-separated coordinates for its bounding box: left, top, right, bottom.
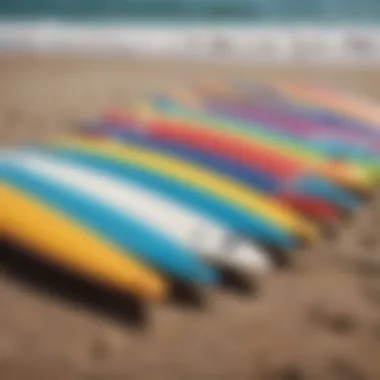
103, 106, 370, 201
219, 80, 380, 141
37, 138, 311, 249
202, 100, 380, 159
0, 153, 218, 286
134, 101, 375, 195
59, 137, 317, 241
185, 85, 380, 180
80, 122, 341, 222
99, 111, 360, 212
31, 144, 297, 251
4, 149, 272, 273
269, 80, 380, 129
190, 81, 380, 140
165, 97, 380, 181
0, 183, 167, 301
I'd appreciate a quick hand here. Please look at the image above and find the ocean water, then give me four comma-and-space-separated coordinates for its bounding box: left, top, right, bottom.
0, 1, 379, 61
0, 0, 380, 24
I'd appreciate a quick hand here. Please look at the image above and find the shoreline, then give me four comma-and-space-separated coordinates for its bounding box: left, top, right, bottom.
0, 23, 380, 65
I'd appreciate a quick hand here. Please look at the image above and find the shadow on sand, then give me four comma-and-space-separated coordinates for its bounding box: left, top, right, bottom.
0, 238, 153, 328
0, 237, 263, 328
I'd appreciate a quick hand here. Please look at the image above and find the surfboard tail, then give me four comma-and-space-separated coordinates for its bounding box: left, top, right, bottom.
0, 184, 168, 302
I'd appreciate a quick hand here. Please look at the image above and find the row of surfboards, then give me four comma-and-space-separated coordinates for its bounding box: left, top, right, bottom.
1, 79, 379, 303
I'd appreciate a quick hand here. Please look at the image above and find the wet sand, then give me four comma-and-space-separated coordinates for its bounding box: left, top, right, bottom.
1, 54, 380, 380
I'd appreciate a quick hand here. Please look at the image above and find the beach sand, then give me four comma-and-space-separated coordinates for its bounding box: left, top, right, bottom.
1, 54, 380, 380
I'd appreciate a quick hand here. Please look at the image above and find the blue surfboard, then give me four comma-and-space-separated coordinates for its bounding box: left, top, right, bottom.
0, 158, 218, 286
27, 145, 298, 251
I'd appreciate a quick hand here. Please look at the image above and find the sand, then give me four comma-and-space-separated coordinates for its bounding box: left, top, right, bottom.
0, 54, 380, 380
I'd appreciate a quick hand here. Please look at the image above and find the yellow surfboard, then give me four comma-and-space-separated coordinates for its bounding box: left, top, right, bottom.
0, 183, 167, 301
45, 136, 318, 243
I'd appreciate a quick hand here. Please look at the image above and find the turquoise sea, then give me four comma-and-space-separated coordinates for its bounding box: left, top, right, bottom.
0, 0, 379, 59
0, 0, 380, 24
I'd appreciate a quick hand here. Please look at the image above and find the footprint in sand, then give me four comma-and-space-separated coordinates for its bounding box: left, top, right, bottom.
307, 305, 358, 335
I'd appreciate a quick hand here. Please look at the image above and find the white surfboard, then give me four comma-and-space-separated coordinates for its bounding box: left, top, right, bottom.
1, 150, 272, 273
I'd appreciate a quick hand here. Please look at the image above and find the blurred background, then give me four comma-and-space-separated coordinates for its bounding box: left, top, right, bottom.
1, 0, 380, 22
0, 0, 379, 63
1, 2, 380, 380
